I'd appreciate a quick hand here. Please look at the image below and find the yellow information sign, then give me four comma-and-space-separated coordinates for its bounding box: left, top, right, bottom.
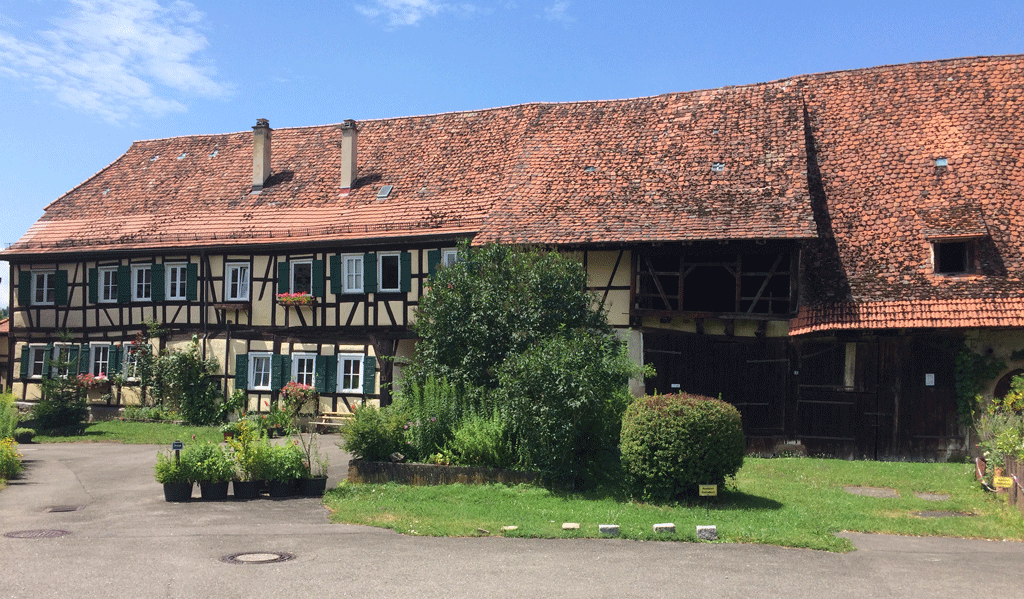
699, 485, 718, 497
994, 476, 1013, 489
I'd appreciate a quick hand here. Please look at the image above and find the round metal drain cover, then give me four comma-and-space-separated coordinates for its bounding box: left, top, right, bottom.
4, 529, 72, 539
221, 552, 295, 565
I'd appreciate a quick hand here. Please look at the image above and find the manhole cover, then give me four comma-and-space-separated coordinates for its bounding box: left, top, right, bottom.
221, 552, 295, 565
4, 529, 72, 539
45, 505, 84, 513
913, 511, 973, 518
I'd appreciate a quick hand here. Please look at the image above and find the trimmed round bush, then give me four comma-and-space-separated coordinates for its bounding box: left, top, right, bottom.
620, 393, 745, 502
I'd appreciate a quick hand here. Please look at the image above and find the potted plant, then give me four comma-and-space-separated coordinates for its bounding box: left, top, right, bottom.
220, 420, 242, 440
266, 401, 291, 437
296, 431, 330, 496
155, 450, 192, 502
266, 442, 305, 497
187, 442, 235, 500
226, 420, 270, 500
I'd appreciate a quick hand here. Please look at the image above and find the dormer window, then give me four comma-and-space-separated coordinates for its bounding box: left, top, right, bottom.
932, 240, 975, 275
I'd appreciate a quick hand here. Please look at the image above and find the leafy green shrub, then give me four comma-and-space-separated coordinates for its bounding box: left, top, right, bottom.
975, 380, 1024, 472
341, 405, 407, 462
444, 410, 512, 468
151, 337, 222, 426
154, 450, 190, 484
620, 393, 745, 502
122, 405, 178, 422
33, 397, 88, 432
181, 442, 234, 483
265, 443, 305, 481
0, 393, 19, 440
0, 437, 24, 480
392, 376, 466, 461
495, 330, 640, 487
225, 420, 271, 481
13, 428, 35, 444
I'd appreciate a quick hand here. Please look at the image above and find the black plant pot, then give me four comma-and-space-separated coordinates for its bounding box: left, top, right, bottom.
162, 482, 193, 502
298, 477, 328, 497
232, 479, 261, 500
199, 480, 230, 501
268, 479, 296, 498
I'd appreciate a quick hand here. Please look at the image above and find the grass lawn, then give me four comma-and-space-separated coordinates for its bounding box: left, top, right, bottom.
323, 458, 1024, 552
31, 420, 224, 445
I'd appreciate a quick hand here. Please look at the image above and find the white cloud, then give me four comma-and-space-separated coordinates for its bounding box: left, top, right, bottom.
544, 1, 573, 23
355, 0, 476, 28
0, 0, 231, 124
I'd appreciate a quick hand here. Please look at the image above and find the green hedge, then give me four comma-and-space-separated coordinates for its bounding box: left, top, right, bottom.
620, 393, 745, 502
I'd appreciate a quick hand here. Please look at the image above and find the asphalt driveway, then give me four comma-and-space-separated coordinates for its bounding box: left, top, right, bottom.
1, 441, 1022, 599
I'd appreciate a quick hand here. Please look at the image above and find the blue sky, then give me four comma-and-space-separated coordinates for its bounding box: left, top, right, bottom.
1, 0, 1022, 309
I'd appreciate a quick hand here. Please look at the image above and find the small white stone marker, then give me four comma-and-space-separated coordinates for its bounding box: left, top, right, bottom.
562, 522, 580, 530
653, 523, 676, 534
598, 524, 619, 536
696, 525, 717, 541
501, 526, 518, 532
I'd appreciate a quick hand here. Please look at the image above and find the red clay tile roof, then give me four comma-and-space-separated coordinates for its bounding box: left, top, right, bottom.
2, 83, 814, 256
4, 55, 1024, 333
0, 318, 8, 335
794, 54, 1024, 332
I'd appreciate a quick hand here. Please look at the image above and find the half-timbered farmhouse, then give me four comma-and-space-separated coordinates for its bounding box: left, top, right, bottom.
4, 55, 1023, 460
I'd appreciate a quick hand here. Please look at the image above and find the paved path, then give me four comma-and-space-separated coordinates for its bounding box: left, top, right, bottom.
1, 442, 1022, 599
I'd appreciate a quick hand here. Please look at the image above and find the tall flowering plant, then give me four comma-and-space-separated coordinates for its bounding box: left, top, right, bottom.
280, 381, 319, 423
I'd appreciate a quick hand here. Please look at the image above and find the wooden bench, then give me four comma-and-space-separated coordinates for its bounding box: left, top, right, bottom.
311, 411, 354, 433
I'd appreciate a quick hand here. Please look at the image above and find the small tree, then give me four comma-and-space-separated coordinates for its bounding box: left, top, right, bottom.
151, 336, 222, 426
35, 335, 88, 431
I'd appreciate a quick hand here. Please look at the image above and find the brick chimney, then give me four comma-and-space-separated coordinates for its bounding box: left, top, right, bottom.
252, 118, 272, 192
340, 119, 358, 194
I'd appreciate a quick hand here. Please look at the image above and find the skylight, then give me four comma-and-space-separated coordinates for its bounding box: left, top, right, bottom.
935, 157, 948, 167
377, 185, 393, 199
711, 162, 725, 172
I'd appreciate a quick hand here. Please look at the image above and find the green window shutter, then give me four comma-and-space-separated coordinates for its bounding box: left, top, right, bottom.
362, 356, 377, 395
363, 252, 377, 293
77, 344, 89, 370
277, 260, 290, 295
117, 266, 131, 304
43, 344, 53, 378
235, 354, 249, 390
427, 250, 441, 277
151, 264, 165, 302
89, 268, 99, 304
329, 255, 341, 295
18, 271, 31, 306
400, 252, 412, 293
325, 356, 338, 392
186, 263, 198, 301
19, 346, 29, 379
314, 356, 328, 392
280, 355, 292, 387
109, 345, 123, 375
54, 270, 69, 306
312, 260, 325, 297
270, 354, 284, 391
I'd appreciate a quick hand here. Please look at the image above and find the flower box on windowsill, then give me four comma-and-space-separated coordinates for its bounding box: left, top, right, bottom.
276, 293, 317, 307
213, 301, 251, 311
76, 373, 110, 391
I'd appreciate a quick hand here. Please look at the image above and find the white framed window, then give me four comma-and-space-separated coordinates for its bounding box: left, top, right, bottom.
96, 267, 118, 303
226, 263, 250, 301
33, 271, 55, 305
337, 354, 363, 393
249, 352, 272, 390
51, 343, 77, 377
291, 261, 313, 295
27, 345, 48, 378
378, 252, 401, 292
90, 344, 111, 377
291, 353, 316, 387
442, 248, 459, 268
342, 254, 363, 293
132, 265, 152, 301
166, 263, 188, 300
